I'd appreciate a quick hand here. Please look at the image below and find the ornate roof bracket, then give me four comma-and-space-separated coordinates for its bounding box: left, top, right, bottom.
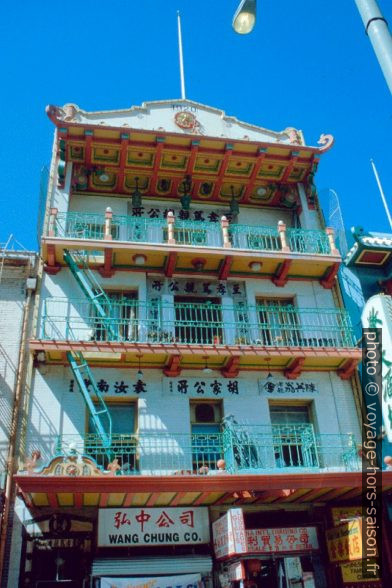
163, 354, 182, 377
284, 357, 305, 380
320, 262, 340, 289
337, 358, 359, 380
272, 259, 292, 287
221, 356, 240, 378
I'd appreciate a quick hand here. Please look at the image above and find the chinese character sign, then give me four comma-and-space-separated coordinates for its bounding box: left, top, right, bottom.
246, 527, 319, 554
164, 378, 250, 398
259, 380, 319, 395
326, 520, 364, 563
212, 509, 247, 559
98, 507, 209, 547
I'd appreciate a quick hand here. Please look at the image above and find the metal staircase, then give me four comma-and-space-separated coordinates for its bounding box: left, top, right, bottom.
64, 249, 113, 448
67, 352, 112, 448
63, 249, 117, 340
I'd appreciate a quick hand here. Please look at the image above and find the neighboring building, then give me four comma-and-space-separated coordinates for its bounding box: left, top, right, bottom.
343, 227, 392, 464
5, 100, 389, 587
0, 240, 37, 583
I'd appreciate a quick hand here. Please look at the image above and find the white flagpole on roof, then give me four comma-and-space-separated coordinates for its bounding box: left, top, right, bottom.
177, 11, 186, 99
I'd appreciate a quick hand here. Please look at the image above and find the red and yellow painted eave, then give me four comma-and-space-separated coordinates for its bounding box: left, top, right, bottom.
41, 237, 341, 284
46, 104, 334, 206
28, 338, 362, 378
15, 471, 392, 509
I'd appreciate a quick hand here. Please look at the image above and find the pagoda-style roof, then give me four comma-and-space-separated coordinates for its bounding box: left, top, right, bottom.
47, 99, 334, 207
345, 226, 392, 269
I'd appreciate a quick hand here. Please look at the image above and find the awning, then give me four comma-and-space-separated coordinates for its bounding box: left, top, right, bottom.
92, 555, 213, 577
15, 471, 392, 509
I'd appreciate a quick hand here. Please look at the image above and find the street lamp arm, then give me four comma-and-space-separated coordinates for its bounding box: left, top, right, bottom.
355, 0, 392, 94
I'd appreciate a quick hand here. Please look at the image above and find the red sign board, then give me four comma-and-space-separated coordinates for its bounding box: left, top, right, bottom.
246, 527, 319, 554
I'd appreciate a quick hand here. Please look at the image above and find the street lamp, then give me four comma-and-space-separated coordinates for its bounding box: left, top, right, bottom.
232, 0, 256, 34
232, 0, 392, 93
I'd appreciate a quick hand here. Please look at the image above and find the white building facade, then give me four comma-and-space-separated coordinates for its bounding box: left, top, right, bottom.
5, 100, 371, 588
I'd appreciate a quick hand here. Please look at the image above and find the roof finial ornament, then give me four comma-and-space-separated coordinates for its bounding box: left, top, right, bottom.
177, 11, 186, 100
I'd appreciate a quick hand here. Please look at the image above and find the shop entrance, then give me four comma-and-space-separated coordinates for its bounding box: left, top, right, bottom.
20, 514, 93, 588
245, 556, 315, 587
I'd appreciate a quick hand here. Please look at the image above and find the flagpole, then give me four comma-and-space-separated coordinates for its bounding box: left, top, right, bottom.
370, 158, 392, 231
177, 11, 186, 99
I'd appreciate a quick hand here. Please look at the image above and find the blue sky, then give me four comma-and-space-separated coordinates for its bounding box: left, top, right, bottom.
1, 0, 391, 251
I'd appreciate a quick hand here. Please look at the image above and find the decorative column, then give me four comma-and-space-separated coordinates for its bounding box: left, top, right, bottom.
167, 211, 176, 245
220, 216, 231, 248
325, 227, 340, 256
48, 208, 58, 237
277, 220, 290, 253
104, 207, 113, 240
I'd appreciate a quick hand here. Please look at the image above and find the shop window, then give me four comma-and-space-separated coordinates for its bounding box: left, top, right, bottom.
269, 404, 318, 468
94, 291, 138, 342
87, 402, 137, 473
175, 296, 223, 344
190, 401, 223, 472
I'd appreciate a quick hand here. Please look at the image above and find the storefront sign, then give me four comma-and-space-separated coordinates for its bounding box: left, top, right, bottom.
212, 509, 247, 559
259, 379, 319, 395
98, 508, 209, 547
100, 574, 201, 588
164, 378, 249, 397
331, 507, 363, 527
326, 519, 363, 563
246, 527, 318, 553
227, 562, 246, 582
341, 560, 381, 583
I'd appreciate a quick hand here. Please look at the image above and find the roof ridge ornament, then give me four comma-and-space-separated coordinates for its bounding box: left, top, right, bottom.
317, 133, 334, 152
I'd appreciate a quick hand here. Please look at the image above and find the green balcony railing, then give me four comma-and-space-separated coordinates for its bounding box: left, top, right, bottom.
23, 426, 360, 477
49, 210, 337, 256
40, 298, 356, 348
286, 227, 331, 254
228, 223, 281, 251
222, 424, 359, 473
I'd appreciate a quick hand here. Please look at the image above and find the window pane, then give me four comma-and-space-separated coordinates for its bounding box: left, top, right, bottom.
270, 405, 310, 424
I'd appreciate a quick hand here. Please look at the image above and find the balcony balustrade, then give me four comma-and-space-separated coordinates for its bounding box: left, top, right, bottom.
50, 211, 333, 256
40, 298, 356, 349
23, 426, 359, 477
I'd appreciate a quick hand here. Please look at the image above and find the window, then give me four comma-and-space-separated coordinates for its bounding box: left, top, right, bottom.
269, 404, 318, 468
256, 297, 299, 346
190, 401, 223, 472
94, 291, 138, 342
174, 296, 223, 344
87, 402, 137, 473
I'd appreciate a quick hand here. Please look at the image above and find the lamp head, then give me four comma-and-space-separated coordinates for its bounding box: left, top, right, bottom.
233, 0, 256, 34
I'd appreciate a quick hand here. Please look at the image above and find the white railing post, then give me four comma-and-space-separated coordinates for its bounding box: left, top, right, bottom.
167, 211, 176, 244
104, 207, 113, 240
277, 220, 290, 252
48, 207, 58, 237
221, 216, 231, 248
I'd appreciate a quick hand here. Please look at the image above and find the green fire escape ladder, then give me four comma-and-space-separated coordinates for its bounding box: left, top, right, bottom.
63, 249, 117, 340
67, 351, 112, 449
63, 249, 114, 449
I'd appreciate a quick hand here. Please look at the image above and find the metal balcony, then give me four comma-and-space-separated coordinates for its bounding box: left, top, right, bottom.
42, 210, 340, 285
50, 211, 332, 255
23, 426, 360, 477
40, 298, 356, 349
